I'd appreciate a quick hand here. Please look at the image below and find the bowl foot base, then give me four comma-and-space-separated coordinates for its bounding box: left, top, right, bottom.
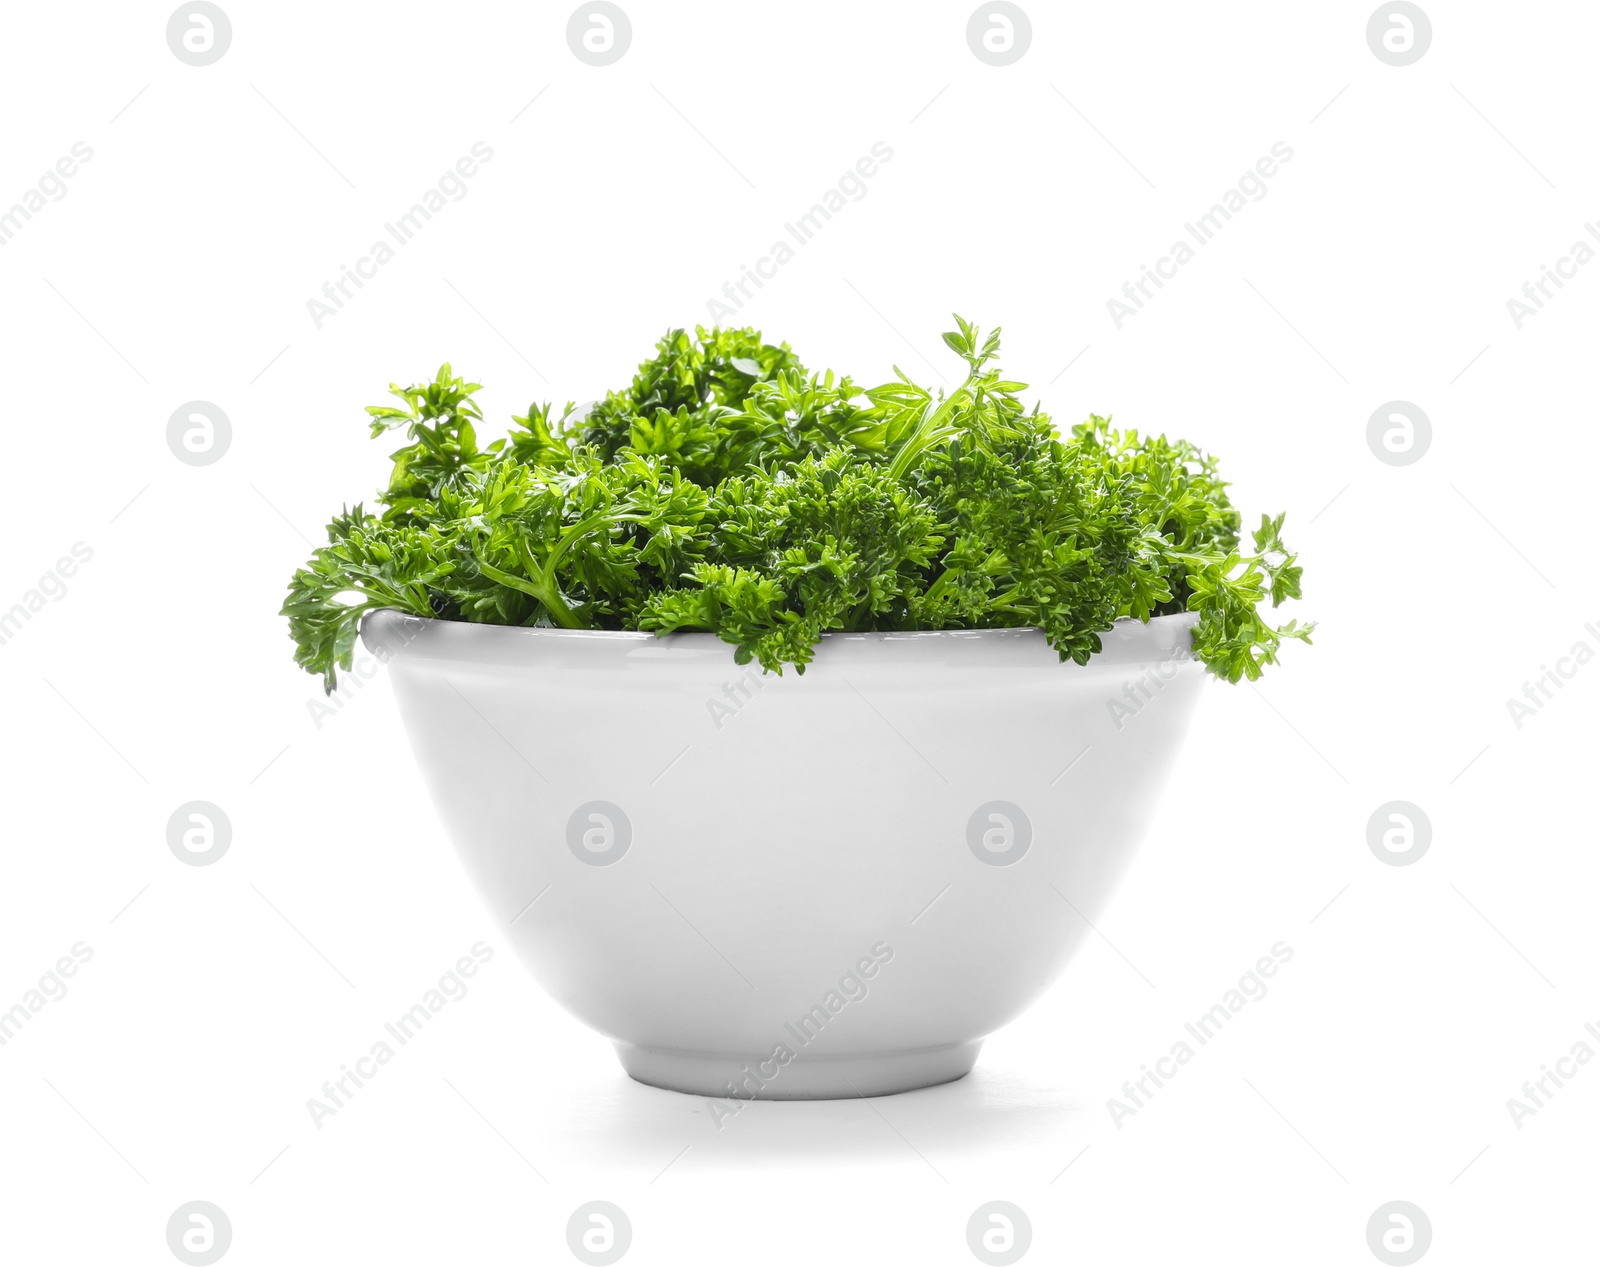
615, 1039, 982, 1100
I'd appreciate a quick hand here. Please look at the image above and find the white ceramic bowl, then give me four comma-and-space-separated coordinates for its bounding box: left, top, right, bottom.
362, 609, 1204, 1100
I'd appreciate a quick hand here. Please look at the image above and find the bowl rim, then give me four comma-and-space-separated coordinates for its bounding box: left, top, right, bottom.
360, 607, 1202, 669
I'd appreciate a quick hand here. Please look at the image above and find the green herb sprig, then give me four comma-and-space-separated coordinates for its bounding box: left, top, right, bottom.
282, 320, 1311, 692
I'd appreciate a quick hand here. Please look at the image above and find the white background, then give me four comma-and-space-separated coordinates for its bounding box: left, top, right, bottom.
1, 1, 1596, 1264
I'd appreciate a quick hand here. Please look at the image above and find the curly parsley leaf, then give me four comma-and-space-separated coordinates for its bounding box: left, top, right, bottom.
281, 317, 1310, 690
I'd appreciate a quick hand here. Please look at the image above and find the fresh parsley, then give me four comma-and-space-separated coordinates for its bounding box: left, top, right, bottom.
282, 317, 1311, 692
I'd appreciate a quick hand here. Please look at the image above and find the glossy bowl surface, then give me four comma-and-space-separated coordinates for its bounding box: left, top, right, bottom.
362, 609, 1204, 1099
